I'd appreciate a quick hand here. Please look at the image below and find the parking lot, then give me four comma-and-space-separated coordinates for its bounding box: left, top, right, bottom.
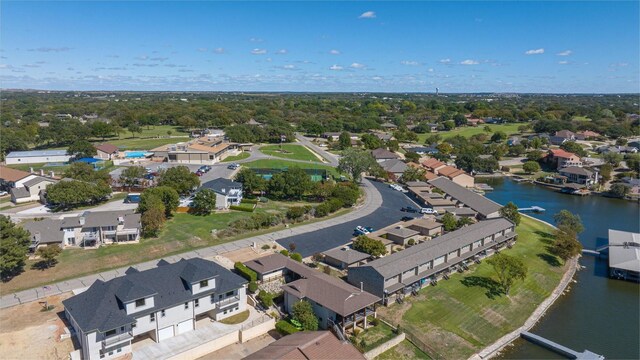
109, 161, 240, 188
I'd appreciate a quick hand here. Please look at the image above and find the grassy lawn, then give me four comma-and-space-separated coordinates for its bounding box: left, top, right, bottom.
243, 159, 341, 177
221, 152, 251, 162
260, 144, 321, 162
100, 137, 186, 150
376, 340, 431, 360
219, 310, 250, 324
354, 321, 397, 352
7, 162, 72, 174
417, 124, 522, 143
377, 216, 567, 359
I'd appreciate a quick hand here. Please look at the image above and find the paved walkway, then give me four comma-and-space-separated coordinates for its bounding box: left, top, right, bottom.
0, 179, 382, 309
295, 133, 339, 166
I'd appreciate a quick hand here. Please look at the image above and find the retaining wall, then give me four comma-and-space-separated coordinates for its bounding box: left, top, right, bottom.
363, 333, 406, 360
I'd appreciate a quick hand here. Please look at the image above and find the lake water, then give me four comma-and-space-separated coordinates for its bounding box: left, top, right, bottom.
482, 178, 639, 359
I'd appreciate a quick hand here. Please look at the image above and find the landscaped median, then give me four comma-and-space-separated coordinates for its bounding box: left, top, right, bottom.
377, 216, 571, 359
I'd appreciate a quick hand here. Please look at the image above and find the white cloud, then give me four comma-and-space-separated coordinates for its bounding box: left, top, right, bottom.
136, 55, 149, 60
265, 57, 272, 62
249, 37, 264, 43
329, 64, 343, 71
427, 68, 434, 72
525, 48, 545, 55
439, 58, 451, 64
329, 49, 341, 55
557, 50, 572, 56
358, 11, 376, 19
283, 64, 296, 69
460, 59, 479, 65
213, 48, 225, 54
558, 61, 569, 65
372, 76, 383, 81
197, 48, 208, 52
251, 48, 267, 55
401, 60, 420, 66
350, 62, 365, 69
276, 49, 288, 55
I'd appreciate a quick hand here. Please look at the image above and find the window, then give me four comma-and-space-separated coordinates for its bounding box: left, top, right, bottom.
117, 348, 122, 353
184, 302, 189, 310
161, 310, 166, 317
109, 351, 114, 356
226, 291, 234, 297
195, 299, 200, 308
135, 298, 146, 308
210, 294, 215, 304
120, 326, 125, 331
150, 313, 155, 322
105, 329, 116, 337
200, 279, 208, 288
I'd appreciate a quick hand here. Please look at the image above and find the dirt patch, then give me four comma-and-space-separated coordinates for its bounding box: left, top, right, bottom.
420, 326, 476, 360
0, 293, 75, 359
222, 245, 281, 264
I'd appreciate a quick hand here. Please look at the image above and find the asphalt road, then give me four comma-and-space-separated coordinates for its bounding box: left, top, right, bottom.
277, 180, 419, 256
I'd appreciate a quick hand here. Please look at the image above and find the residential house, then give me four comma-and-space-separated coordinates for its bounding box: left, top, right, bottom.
380, 122, 398, 130
576, 130, 601, 140
404, 218, 443, 237
555, 130, 577, 141
404, 146, 439, 155
558, 167, 598, 185
23, 210, 141, 249
0, 166, 33, 191
243, 331, 365, 360
379, 159, 408, 180
507, 137, 520, 146
245, 254, 380, 333
546, 149, 582, 170
372, 132, 393, 142
201, 178, 243, 209
347, 218, 516, 304
421, 158, 474, 188
549, 136, 568, 146
428, 177, 502, 219
10, 176, 57, 204
63, 258, 247, 360
483, 117, 505, 124
321, 247, 371, 270
322, 132, 359, 141
5, 150, 71, 165
371, 148, 400, 162
607, 230, 640, 282
95, 144, 120, 160
408, 189, 457, 211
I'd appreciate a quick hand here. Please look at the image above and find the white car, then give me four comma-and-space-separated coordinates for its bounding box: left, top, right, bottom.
0, 191, 8, 197
420, 208, 438, 215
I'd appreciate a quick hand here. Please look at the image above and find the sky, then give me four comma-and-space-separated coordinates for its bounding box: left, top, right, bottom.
1, 1, 638, 93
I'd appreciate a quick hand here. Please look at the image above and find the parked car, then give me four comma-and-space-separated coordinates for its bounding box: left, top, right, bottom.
227, 163, 240, 170
420, 208, 438, 214
195, 171, 204, 177
199, 165, 211, 172
401, 206, 418, 213
0, 191, 7, 196
401, 216, 414, 222
353, 226, 370, 236
144, 173, 155, 180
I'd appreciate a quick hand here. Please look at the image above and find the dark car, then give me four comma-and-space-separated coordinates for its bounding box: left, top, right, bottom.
401, 206, 418, 213
401, 216, 414, 222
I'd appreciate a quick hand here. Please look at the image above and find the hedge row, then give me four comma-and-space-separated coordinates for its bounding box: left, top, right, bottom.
275, 320, 300, 335
241, 198, 259, 204
230, 204, 255, 212
234, 262, 257, 282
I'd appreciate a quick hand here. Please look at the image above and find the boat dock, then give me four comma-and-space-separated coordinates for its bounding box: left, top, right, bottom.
475, 183, 494, 191
518, 206, 546, 213
521, 331, 604, 359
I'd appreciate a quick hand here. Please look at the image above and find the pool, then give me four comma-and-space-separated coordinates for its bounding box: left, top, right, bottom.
124, 151, 149, 159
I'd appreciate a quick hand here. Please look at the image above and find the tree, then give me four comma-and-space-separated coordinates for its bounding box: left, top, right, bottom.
158, 166, 200, 195
338, 131, 352, 150
338, 148, 378, 183
191, 189, 217, 214
331, 185, 360, 207
443, 120, 455, 131
491, 131, 507, 142
436, 142, 453, 156
282, 167, 313, 199
484, 125, 493, 133
257, 290, 274, 307
560, 142, 587, 157
499, 202, 521, 226
522, 161, 541, 174
441, 212, 458, 232
0, 215, 31, 280
91, 121, 113, 140
526, 150, 544, 161
235, 168, 266, 195
608, 183, 630, 198
387, 139, 400, 152
404, 151, 420, 163
141, 207, 166, 237
599, 163, 613, 182
68, 140, 97, 158
352, 235, 386, 257
453, 114, 467, 126
36, 245, 62, 268
139, 186, 179, 217
487, 253, 527, 295
292, 300, 319, 331
401, 166, 426, 182
553, 210, 584, 234
615, 138, 628, 146
64, 162, 110, 183
120, 166, 145, 189
625, 154, 640, 173
552, 228, 583, 262
360, 133, 383, 150
508, 144, 526, 157
457, 216, 474, 228
603, 152, 624, 167
128, 123, 142, 138
46, 180, 111, 210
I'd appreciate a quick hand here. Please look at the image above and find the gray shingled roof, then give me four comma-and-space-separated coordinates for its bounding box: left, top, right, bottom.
202, 178, 243, 195
60, 210, 140, 229
428, 177, 502, 217
63, 258, 247, 334
441, 207, 478, 216
379, 159, 408, 174
244, 331, 365, 360
559, 167, 593, 177
10, 187, 30, 199
359, 218, 514, 278
322, 247, 371, 264
23, 176, 55, 188
371, 148, 400, 160
386, 227, 420, 239
22, 218, 64, 244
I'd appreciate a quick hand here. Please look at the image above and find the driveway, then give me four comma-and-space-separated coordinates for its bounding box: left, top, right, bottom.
276, 181, 418, 256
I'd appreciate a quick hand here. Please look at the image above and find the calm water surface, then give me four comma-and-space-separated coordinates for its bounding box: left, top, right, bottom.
482, 178, 639, 360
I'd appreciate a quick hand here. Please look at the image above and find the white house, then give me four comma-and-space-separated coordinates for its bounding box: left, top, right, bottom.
201, 178, 243, 209
5, 150, 71, 165
10, 176, 57, 203
63, 258, 247, 360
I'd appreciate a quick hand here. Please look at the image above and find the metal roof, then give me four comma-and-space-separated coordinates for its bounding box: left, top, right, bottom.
428, 177, 502, 217
608, 229, 640, 272
6, 150, 69, 158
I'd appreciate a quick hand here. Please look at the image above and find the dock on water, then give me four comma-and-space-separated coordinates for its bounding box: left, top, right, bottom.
521, 331, 605, 359
518, 206, 546, 213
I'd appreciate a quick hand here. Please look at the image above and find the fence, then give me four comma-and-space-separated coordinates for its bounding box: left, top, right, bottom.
241, 313, 273, 331
378, 316, 446, 360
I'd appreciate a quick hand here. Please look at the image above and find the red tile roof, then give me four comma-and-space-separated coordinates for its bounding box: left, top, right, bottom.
549, 149, 577, 159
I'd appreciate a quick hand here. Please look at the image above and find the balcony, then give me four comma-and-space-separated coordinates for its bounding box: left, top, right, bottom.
217, 295, 240, 307
102, 331, 133, 347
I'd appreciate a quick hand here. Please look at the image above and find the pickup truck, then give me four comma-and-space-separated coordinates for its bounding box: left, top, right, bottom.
401, 206, 418, 213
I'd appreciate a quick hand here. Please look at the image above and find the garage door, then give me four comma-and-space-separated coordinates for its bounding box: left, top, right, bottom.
176, 320, 194, 335
158, 326, 174, 342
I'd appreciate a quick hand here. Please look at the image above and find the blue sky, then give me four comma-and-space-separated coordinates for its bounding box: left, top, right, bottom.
1, 1, 638, 93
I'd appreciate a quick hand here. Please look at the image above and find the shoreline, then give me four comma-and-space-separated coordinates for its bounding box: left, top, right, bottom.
469, 215, 580, 360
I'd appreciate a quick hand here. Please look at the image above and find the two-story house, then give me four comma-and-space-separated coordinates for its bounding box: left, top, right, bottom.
546, 149, 583, 170
201, 178, 243, 209
558, 166, 598, 185
10, 175, 57, 204
63, 258, 247, 360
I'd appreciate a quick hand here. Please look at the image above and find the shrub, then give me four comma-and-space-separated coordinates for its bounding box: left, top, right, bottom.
229, 205, 255, 212
370, 318, 380, 326
241, 198, 259, 204
314, 203, 331, 217
280, 249, 289, 257
290, 253, 303, 262
353, 328, 361, 337
331, 185, 360, 207
275, 320, 299, 335
248, 281, 258, 294
261, 244, 271, 250
407, 238, 416, 246
258, 290, 274, 307
286, 206, 306, 221
234, 262, 257, 282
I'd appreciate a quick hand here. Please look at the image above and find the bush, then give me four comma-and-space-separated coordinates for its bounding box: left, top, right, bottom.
275, 320, 299, 335
241, 198, 259, 204
331, 185, 360, 207
286, 206, 306, 221
370, 318, 380, 326
234, 262, 257, 282
315, 198, 344, 217
261, 244, 271, 250
290, 253, 303, 262
407, 238, 416, 246
314, 203, 331, 217
229, 204, 255, 212
280, 249, 289, 257
248, 281, 258, 294
258, 290, 274, 307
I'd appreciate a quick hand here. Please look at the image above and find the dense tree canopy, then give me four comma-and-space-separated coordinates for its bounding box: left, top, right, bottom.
0, 215, 31, 280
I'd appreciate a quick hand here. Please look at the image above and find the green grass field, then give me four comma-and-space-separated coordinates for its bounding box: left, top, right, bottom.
259, 144, 321, 162
378, 216, 566, 359
221, 152, 251, 162
417, 124, 522, 143
354, 322, 397, 352
243, 159, 341, 177
376, 340, 431, 360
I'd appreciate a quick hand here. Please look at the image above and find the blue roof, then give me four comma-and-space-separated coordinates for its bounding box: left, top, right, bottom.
6, 150, 69, 158
76, 157, 101, 164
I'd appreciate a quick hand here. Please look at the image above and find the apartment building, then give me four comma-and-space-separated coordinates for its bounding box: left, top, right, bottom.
347, 218, 516, 304
428, 177, 502, 219
63, 258, 247, 360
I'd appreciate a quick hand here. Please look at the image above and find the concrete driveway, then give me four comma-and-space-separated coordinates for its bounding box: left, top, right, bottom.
276, 181, 419, 256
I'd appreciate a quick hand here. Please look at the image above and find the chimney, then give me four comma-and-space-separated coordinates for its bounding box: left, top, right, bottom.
79, 216, 85, 226
49, 171, 54, 178
360, 282, 363, 293
30, 167, 34, 173
40, 169, 44, 176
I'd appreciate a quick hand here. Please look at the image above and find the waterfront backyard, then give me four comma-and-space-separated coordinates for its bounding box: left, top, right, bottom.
377, 216, 568, 359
